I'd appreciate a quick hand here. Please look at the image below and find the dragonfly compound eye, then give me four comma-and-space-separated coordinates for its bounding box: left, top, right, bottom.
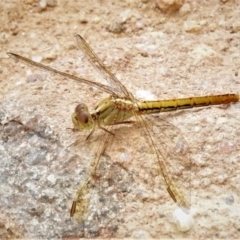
75, 104, 90, 124
75, 103, 88, 112
76, 111, 89, 124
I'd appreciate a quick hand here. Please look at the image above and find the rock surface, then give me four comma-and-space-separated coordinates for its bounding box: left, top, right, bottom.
1, 0, 240, 238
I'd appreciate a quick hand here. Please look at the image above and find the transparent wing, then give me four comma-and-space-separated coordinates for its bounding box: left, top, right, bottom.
7, 52, 116, 95
76, 35, 132, 98
68, 127, 135, 237
68, 129, 112, 222
68, 115, 191, 237
140, 114, 191, 213
7, 34, 133, 97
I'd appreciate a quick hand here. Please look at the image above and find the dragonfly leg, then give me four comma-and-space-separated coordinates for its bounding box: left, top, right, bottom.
86, 126, 96, 141
98, 125, 115, 136
66, 127, 79, 132
111, 120, 135, 125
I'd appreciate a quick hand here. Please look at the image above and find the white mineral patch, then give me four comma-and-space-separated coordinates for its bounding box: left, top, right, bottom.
135, 89, 157, 100
47, 174, 57, 185
32, 55, 43, 63
171, 207, 195, 232
131, 229, 152, 238
39, 0, 47, 8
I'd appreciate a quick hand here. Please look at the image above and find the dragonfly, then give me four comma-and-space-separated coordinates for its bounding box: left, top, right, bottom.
7, 35, 239, 224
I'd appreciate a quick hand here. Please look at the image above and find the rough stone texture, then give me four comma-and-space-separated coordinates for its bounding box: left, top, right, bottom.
155, 0, 185, 13
1, 0, 240, 238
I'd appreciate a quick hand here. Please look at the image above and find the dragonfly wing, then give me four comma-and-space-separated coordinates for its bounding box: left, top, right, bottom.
68, 126, 134, 236
68, 114, 191, 236
140, 114, 191, 213
68, 130, 104, 223
68, 129, 110, 219
7, 52, 116, 95
76, 35, 132, 98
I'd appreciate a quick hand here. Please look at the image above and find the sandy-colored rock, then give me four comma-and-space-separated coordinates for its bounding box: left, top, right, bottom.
156, 0, 185, 13
0, 0, 240, 239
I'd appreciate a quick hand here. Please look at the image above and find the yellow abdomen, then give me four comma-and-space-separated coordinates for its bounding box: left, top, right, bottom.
137, 94, 239, 114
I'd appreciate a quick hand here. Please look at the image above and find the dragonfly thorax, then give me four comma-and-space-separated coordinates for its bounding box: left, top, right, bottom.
88, 96, 138, 127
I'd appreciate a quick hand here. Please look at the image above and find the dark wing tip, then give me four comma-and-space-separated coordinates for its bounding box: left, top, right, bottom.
76, 34, 83, 39
7, 52, 13, 56
7, 52, 18, 58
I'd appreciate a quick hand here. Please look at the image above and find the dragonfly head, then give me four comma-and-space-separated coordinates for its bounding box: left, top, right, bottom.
72, 103, 94, 130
